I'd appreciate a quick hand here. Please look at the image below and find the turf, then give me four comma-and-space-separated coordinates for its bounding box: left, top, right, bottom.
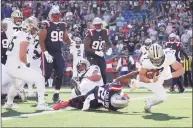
1, 88, 192, 127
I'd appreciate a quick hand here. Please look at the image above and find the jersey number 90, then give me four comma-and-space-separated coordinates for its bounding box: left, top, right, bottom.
92, 41, 105, 51
51, 31, 63, 42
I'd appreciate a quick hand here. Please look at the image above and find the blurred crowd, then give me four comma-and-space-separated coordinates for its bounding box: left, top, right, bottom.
1, 0, 193, 84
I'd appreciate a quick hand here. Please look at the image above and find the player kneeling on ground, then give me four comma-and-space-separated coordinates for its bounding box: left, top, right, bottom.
70, 58, 103, 97
3, 16, 52, 111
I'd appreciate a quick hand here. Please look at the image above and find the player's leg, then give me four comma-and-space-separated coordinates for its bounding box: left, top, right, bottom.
2, 63, 12, 87
98, 57, 107, 84
86, 56, 98, 65
177, 76, 184, 93
145, 82, 167, 112
53, 53, 64, 101
6, 65, 50, 110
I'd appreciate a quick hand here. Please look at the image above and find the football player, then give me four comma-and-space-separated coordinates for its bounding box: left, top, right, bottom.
53, 82, 129, 111
69, 37, 84, 79
2, 10, 23, 42
3, 16, 51, 110
84, 17, 113, 84
39, 7, 71, 102
138, 38, 152, 64
26, 33, 42, 97
139, 43, 185, 112
70, 58, 103, 98
164, 33, 189, 92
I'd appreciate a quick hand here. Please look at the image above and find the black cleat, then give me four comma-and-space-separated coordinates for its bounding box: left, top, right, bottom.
169, 86, 175, 92
52, 93, 60, 102
178, 87, 185, 93
70, 78, 81, 96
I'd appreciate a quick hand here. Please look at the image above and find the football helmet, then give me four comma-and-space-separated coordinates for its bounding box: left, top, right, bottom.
92, 17, 103, 31
148, 43, 165, 67
144, 38, 152, 49
110, 93, 129, 109
48, 8, 61, 22
74, 37, 82, 44
168, 33, 176, 42
22, 16, 39, 34
76, 58, 90, 74
11, 10, 23, 25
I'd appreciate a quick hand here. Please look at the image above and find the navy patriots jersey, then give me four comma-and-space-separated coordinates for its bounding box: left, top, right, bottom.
85, 29, 109, 57
41, 20, 67, 53
94, 82, 122, 110
165, 41, 184, 62
1, 31, 8, 64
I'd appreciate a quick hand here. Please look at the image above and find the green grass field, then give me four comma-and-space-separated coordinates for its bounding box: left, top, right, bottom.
2, 88, 192, 127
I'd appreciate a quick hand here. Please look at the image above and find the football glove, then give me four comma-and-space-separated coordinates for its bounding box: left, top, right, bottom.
44, 51, 53, 63
106, 48, 112, 56
95, 51, 104, 57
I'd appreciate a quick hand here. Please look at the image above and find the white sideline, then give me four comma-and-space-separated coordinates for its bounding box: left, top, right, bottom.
2, 96, 150, 121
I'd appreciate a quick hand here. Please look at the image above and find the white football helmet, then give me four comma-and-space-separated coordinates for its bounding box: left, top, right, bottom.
168, 33, 176, 42
22, 16, 39, 34
74, 37, 82, 44
48, 7, 61, 22
144, 38, 152, 49
76, 58, 90, 74
110, 93, 129, 109
11, 10, 23, 25
148, 43, 165, 67
92, 17, 103, 31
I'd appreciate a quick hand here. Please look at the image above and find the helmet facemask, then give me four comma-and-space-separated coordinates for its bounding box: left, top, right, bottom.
51, 13, 61, 22
77, 63, 87, 74
149, 55, 165, 67
14, 17, 23, 25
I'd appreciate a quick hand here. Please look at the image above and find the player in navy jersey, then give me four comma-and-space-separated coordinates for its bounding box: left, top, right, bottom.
84, 17, 113, 84
39, 7, 71, 102
164, 33, 189, 93
52, 71, 139, 111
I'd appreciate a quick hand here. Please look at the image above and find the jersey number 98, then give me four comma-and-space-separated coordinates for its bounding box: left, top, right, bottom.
92, 41, 105, 51
51, 31, 63, 42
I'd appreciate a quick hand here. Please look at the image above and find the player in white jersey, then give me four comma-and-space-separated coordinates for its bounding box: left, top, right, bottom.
26, 34, 42, 97
3, 16, 51, 111
138, 38, 152, 64
70, 58, 104, 98
2, 10, 23, 42
70, 37, 84, 78
138, 43, 185, 112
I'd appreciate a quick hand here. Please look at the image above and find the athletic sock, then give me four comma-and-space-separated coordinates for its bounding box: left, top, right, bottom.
7, 85, 18, 104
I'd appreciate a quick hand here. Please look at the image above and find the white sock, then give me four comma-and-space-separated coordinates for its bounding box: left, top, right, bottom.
48, 78, 53, 88
55, 90, 60, 93
7, 85, 18, 104
27, 82, 34, 94
35, 78, 45, 104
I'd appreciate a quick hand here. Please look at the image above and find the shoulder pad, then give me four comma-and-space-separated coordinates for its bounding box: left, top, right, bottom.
41, 20, 50, 29
61, 22, 67, 27
2, 18, 11, 24
175, 42, 182, 47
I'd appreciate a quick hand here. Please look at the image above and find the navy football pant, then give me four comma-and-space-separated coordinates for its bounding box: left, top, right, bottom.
42, 52, 64, 90
86, 56, 107, 84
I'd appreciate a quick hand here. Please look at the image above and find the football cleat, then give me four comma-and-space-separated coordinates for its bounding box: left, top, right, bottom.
36, 103, 53, 111
169, 86, 176, 92
52, 93, 60, 102
3, 103, 18, 109
144, 100, 151, 113
53, 100, 69, 110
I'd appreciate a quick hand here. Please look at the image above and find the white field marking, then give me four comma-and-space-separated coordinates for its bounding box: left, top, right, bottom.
2, 96, 151, 121
181, 96, 192, 99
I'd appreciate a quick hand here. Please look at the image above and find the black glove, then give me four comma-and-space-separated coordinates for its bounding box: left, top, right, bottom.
26, 63, 30, 67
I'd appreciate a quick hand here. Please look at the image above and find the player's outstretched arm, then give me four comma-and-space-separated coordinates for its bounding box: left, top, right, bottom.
170, 61, 185, 78
139, 68, 154, 83
84, 36, 95, 54
114, 71, 139, 83
63, 31, 71, 45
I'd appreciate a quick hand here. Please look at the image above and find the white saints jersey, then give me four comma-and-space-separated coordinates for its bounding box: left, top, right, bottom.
140, 45, 148, 55
27, 35, 41, 67
6, 31, 34, 60
70, 41, 84, 63
79, 65, 104, 94
141, 50, 176, 81
2, 18, 22, 42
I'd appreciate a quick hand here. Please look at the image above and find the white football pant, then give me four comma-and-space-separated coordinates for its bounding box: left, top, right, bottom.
1, 64, 12, 94
6, 57, 45, 105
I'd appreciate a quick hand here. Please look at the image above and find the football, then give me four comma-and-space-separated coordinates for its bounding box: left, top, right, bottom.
146, 69, 159, 79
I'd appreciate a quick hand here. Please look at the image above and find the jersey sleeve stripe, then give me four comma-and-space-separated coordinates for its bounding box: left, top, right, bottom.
109, 86, 122, 91
106, 29, 110, 35
42, 20, 50, 27
88, 29, 93, 36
